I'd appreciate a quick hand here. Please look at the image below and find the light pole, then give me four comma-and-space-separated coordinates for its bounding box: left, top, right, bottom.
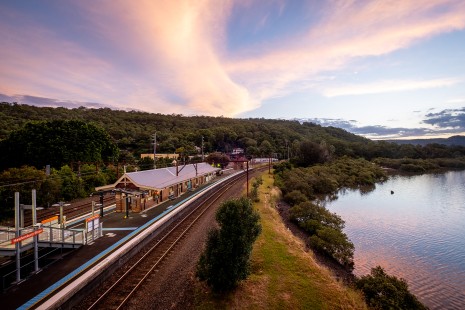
52, 201, 70, 228
201, 136, 204, 162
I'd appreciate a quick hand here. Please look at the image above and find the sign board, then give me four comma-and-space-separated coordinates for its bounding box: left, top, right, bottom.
87, 220, 93, 232
41, 216, 58, 225
86, 214, 100, 222
86, 214, 100, 233
11, 228, 44, 244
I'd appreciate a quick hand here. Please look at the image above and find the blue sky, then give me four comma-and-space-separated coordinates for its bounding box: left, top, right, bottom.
1, 0, 465, 140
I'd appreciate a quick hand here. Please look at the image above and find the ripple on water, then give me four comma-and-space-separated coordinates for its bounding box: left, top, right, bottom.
328, 171, 465, 309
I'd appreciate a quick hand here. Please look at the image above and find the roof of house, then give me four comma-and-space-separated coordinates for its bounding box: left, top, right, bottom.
96, 162, 220, 191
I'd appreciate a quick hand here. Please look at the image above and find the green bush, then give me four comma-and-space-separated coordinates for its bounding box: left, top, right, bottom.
399, 163, 426, 173
196, 198, 261, 292
290, 201, 354, 267
284, 190, 308, 206
356, 266, 427, 310
309, 227, 354, 267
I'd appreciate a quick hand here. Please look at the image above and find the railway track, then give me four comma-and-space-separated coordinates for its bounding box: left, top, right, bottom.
22, 196, 115, 227
82, 172, 245, 310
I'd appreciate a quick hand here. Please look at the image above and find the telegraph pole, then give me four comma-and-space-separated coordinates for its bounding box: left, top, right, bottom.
153, 132, 157, 169
201, 136, 204, 162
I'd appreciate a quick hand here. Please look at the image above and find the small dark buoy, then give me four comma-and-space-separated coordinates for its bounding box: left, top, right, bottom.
391, 190, 394, 194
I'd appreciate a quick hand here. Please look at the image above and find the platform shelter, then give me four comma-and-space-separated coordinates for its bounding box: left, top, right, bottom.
95, 163, 221, 213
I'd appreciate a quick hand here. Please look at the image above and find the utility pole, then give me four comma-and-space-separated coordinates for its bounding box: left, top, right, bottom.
246, 161, 249, 198
99, 192, 104, 218
201, 136, 204, 162
125, 194, 130, 219
285, 140, 290, 160
15, 192, 20, 283
53, 201, 70, 228
153, 132, 157, 169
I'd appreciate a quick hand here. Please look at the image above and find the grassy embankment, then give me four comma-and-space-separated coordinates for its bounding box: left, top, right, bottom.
195, 172, 367, 309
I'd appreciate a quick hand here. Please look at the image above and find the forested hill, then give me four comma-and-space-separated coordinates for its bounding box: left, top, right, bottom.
3, 102, 465, 164
0, 102, 369, 157
386, 135, 465, 147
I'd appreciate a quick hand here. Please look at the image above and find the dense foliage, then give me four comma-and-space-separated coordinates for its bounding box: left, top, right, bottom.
2, 102, 465, 170
250, 176, 263, 202
273, 157, 386, 267
196, 197, 261, 292
374, 157, 465, 172
1, 102, 369, 159
276, 157, 386, 200
0, 165, 116, 221
356, 266, 428, 310
0, 119, 119, 171
290, 201, 354, 267
205, 152, 230, 168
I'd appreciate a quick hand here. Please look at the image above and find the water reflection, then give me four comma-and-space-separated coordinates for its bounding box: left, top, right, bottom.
327, 170, 465, 310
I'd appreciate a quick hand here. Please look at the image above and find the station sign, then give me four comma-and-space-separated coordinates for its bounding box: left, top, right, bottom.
41, 215, 59, 225
86, 214, 100, 233
11, 228, 44, 244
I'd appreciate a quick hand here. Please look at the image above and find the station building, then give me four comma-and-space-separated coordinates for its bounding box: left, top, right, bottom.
95, 162, 221, 213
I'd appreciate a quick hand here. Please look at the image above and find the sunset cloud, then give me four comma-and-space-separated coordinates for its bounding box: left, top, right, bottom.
321, 78, 461, 97
1, 0, 465, 120
227, 0, 465, 102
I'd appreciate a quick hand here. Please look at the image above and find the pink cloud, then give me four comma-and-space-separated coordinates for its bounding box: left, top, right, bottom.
227, 0, 465, 101
1, 0, 465, 116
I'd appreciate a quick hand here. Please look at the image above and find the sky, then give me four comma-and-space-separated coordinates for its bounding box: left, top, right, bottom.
1, 0, 465, 140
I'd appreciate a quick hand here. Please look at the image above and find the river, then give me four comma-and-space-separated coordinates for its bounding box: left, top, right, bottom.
326, 170, 465, 309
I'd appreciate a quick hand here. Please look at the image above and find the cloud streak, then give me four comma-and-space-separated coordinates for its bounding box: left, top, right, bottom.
321, 78, 461, 97
228, 0, 465, 101
0, 0, 465, 118
304, 113, 465, 140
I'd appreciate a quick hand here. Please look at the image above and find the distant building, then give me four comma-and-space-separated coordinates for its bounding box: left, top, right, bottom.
251, 158, 278, 164
231, 148, 244, 155
140, 153, 178, 160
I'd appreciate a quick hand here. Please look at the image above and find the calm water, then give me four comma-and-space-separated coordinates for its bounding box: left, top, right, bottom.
326, 170, 465, 309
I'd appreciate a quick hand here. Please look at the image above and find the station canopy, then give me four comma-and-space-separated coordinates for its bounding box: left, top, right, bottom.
96, 162, 221, 192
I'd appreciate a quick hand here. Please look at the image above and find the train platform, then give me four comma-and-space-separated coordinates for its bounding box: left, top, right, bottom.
2, 170, 240, 310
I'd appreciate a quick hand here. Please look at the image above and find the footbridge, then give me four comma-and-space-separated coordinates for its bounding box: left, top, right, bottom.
0, 224, 85, 257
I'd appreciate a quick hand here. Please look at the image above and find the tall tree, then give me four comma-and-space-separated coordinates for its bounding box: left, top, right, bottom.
196, 197, 261, 292
0, 120, 119, 170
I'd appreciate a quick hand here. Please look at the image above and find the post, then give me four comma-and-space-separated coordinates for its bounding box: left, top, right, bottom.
125, 195, 130, 218
20, 204, 24, 228
59, 202, 64, 228
53, 201, 70, 228
32, 189, 39, 273
15, 192, 21, 283
32, 189, 37, 226
246, 161, 249, 198
99, 192, 104, 218
91, 201, 95, 215
153, 132, 157, 169
201, 136, 204, 161
286, 141, 289, 161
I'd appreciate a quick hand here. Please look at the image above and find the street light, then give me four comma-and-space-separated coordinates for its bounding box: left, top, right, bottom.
52, 201, 70, 228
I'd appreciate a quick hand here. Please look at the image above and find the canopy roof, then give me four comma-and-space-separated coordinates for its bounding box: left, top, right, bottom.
96, 163, 220, 191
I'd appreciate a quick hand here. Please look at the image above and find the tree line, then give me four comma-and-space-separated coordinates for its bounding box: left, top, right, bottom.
3, 102, 465, 165
1, 102, 465, 225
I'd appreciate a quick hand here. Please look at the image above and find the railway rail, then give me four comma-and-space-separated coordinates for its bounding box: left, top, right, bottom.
22, 196, 115, 227
81, 171, 245, 310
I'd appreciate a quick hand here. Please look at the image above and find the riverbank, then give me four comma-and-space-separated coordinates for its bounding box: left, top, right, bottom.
276, 199, 356, 285
194, 172, 367, 309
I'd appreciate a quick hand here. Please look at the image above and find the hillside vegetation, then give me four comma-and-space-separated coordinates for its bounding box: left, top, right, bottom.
1, 102, 465, 220
3, 102, 465, 165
